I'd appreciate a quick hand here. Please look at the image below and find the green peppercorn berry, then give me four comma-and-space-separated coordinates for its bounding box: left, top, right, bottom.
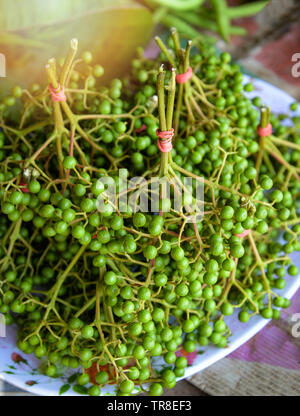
120, 380, 134, 394
152, 307, 165, 322
171, 246, 184, 261
244, 83, 254, 92
99, 99, 111, 114
133, 212, 146, 228
182, 319, 194, 333
92, 64, 105, 80
63, 156, 77, 170
288, 265, 298, 276
74, 184, 86, 197
220, 206, 234, 219
46, 365, 57, 377
88, 385, 101, 396
28, 180, 41, 194
62, 208, 75, 223
82, 51, 93, 64
230, 243, 245, 258
9, 191, 23, 205
175, 356, 188, 369
270, 190, 283, 203
93, 254, 106, 268
261, 308, 273, 319
260, 175, 273, 190
115, 121, 127, 134
81, 325, 94, 339
238, 311, 250, 323
290, 102, 299, 112
35, 345, 47, 358
138, 287, 151, 300
138, 70, 148, 83
104, 271, 117, 285
154, 273, 168, 286
77, 373, 90, 386
143, 245, 157, 260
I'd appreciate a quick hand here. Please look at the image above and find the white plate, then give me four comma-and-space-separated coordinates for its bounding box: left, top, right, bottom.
0, 75, 300, 396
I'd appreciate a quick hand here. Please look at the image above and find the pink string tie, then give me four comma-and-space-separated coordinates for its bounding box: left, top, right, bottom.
235, 229, 250, 238
156, 128, 174, 153
176, 67, 193, 84
92, 226, 107, 240
48, 83, 66, 103
257, 123, 272, 137
135, 124, 147, 134
19, 181, 29, 193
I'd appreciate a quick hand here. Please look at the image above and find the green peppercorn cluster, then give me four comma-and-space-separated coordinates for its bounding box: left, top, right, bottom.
0, 31, 299, 396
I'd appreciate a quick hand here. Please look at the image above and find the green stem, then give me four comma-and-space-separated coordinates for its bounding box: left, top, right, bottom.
60, 38, 78, 87
45, 245, 86, 319
157, 66, 169, 177
147, 0, 205, 11
0, 218, 22, 272
248, 232, 271, 308
157, 67, 167, 131
260, 106, 270, 129
155, 37, 176, 67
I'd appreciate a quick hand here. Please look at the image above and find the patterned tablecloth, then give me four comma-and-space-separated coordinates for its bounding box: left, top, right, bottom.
188, 288, 300, 396
0, 379, 33, 396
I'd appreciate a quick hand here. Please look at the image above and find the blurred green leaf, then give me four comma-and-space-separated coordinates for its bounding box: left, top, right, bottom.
144, 0, 205, 11
227, 1, 270, 19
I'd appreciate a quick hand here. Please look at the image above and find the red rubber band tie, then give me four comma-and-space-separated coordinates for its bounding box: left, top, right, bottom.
156, 128, 174, 153
257, 123, 272, 137
48, 83, 66, 103
92, 227, 107, 240
176, 67, 193, 84
135, 124, 147, 134
19, 180, 29, 193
